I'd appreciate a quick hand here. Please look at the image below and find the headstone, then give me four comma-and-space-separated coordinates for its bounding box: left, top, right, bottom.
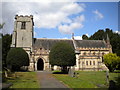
68, 67, 75, 77
106, 70, 109, 84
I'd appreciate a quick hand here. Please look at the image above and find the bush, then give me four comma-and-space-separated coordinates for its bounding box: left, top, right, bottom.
6, 48, 29, 71
103, 53, 119, 72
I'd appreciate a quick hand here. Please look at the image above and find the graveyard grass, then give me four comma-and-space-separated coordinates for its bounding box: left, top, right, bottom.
53, 71, 119, 88
6, 72, 39, 88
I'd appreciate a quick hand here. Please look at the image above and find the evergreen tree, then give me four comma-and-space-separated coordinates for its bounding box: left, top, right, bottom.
82, 34, 88, 40
49, 42, 76, 72
6, 48, 29, 71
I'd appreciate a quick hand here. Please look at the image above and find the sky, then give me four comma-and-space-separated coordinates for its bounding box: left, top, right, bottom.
1, 0, 119, 40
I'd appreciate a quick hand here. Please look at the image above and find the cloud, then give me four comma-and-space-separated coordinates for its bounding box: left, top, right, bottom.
1, 1, 85, 35
115, 31, 120, 34
58, 14, 85, 34
74, 36, 82, 40
93, 9, 103, 20
85, 33, 89, 37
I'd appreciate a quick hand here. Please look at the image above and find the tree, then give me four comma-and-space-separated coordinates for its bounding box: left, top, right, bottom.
82, 34, 88, 40
49, 42, 76, 72
116, 56, 120, 70
2, 34, 12, 67
103, 53, 118, 72
6, 48, 29, 71
89, 30, 105, 40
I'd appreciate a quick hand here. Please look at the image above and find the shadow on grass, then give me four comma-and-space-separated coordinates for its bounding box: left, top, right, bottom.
52, 71, 68, 74
109, 75, 120, 90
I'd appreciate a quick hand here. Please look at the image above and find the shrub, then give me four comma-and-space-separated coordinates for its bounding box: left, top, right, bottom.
6, 48, 29, 71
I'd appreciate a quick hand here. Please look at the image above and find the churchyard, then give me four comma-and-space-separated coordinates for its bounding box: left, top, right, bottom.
53, 71, 120, 88
4, 72, 39, 88
4, 70, 119, 88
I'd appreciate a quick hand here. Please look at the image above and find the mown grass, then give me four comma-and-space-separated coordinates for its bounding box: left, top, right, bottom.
53, 71, 119, 88
6, 72, 39, 88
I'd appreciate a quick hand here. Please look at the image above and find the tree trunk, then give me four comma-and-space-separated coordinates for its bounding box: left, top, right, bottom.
61, 66, 67, 72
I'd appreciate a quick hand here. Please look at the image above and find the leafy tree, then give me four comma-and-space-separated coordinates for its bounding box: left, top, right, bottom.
82, 34, 88, 40
103, 53, 118, 72
116, 56, 120, 70
89, 30, 105, 40
49, 42, 76, 72
6, 48, 29, 71
2, 34, 12, 67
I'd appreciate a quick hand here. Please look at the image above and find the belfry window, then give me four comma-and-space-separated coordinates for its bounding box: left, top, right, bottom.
21, 22, 26, 29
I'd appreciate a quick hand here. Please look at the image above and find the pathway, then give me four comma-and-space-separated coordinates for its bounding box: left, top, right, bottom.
37, 71, 69, 89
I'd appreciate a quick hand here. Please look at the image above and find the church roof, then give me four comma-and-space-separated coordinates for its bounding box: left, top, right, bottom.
33, 38, 74, 50
33, 38, 107, 50
75, 40, 107, 48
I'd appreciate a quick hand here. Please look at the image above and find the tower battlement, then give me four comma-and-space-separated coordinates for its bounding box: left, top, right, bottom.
15, 15, 33, 20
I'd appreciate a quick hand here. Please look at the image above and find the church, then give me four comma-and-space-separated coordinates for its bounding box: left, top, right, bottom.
11, 15, 112, 71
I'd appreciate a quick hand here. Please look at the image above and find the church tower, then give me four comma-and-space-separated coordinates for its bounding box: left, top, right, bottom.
11, 15, 34, 71
11, 15, 34, 52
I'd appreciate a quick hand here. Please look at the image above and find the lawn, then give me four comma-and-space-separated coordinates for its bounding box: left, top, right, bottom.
6, 72, 40, 88
53, 71, 120, 88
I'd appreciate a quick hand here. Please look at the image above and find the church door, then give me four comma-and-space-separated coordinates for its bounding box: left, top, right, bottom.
37, 58, 44, 70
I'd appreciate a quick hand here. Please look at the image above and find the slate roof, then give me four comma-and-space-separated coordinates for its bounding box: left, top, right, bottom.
33, 38, 107, 50
75, 40, 107, 48
33, 38, 74, 50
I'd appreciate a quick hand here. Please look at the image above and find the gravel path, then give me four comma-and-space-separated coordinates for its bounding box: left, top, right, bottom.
37, 71, 69, 89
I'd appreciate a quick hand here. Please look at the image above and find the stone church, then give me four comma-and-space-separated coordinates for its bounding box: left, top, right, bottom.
11, 15, 112, 71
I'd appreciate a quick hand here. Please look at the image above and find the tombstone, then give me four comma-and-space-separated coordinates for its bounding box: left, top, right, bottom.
68, 67, 75, 77
106, 70, 109, 84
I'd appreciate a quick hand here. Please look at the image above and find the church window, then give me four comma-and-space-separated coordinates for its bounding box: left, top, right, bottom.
82, 62, 84, 65
90, 61, 92, 65
83, 52, 86, 55
102, 52, 104, 55
86, 61, 88, 65
93, 61, 95, 65
40, 48, 42, 50
79, 61, 80, 64
21, 22, 26, 29
93, 52, 95, 55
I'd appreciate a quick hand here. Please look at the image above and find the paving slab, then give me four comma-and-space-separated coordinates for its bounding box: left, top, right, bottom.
37, 71, 70, 89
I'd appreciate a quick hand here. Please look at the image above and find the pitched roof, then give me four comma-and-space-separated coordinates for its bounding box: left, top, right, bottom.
75, 40, 107, 48
33, 38, 74, 50
33, 38, 107, 50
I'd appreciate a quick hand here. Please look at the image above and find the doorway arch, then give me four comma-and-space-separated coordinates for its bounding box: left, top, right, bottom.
37, 58, 44, 70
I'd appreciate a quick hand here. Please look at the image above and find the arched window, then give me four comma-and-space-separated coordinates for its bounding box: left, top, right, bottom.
21, 22, 26, 29
86, 61, 88, 65
93, 61, 95, 65
93, 52, 95, 55
83, 52, 86, 55
90, 61, 92, 65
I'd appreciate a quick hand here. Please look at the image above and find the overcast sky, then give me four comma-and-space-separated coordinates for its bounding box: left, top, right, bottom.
1, 0, 119, 39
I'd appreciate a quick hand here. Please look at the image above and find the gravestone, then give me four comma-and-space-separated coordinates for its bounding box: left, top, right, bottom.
106, 70, 109, 84
68, 67, 75, 77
